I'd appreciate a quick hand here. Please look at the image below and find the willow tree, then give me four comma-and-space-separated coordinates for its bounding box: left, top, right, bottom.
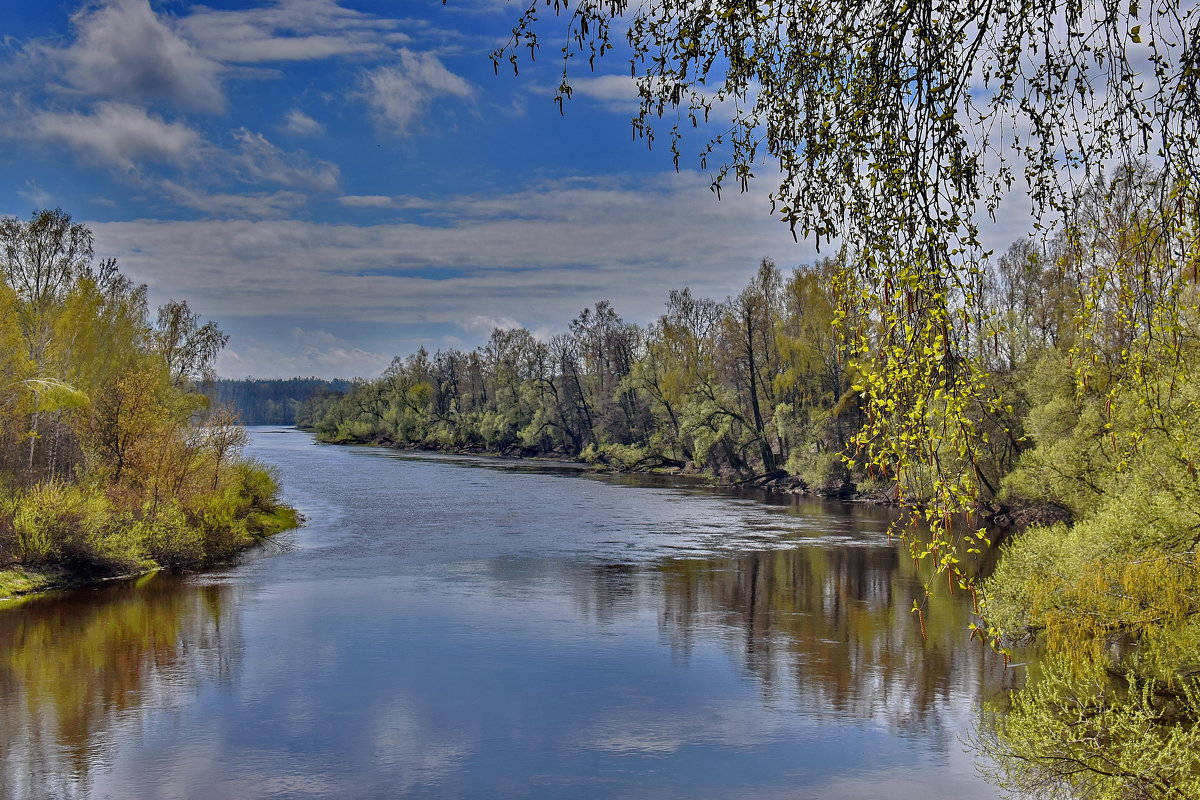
494, 0, 1200, 565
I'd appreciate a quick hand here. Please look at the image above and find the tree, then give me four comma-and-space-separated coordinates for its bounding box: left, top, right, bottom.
0, 210, 96, 477
726, 259, 783, 473
0, 209, 93, 362
153, 299, 228, 388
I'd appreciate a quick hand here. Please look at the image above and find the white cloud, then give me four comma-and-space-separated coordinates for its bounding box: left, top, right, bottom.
14, 109, 337, 207
17, 180, 53, 209
567, 74, 641, 113
337, 195, 433, 209
230, 128, 340, 192
568, 73, 746, 121
216, 328, 390, 379
157, 180, 309, 218
282, 109, 324, 136
30, 102, 201, 169
463, 315, 523, 335
360, 51, 473, 136
59, 0, 224, 112
179, 0, 410, 64
337, 195, 399, 208
88, 173, 808, 335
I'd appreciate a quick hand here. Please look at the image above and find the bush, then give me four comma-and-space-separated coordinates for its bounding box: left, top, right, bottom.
785, 449, 847, 494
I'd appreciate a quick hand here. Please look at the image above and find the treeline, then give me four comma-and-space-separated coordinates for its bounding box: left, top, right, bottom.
302, 166, 1200, 796
301, 260, 866, 492
0, 210, 294, 585
207, 378, 352, 425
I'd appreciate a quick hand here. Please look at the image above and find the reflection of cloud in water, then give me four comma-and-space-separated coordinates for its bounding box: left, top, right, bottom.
252, 774, 342, 796
789, 753, 990, 800
580, 702, 808, 755
371, 695, 473, 790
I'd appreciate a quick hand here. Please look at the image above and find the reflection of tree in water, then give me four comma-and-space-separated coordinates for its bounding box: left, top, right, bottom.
654, 544, 1008, 743
0, 577, 238, 800
572, 563, 641, 625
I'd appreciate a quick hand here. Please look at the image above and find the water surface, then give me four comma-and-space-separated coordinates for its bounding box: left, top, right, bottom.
0, 428, 1007, 799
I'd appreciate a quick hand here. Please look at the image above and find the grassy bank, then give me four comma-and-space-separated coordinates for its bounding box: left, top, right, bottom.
0, 464, 300, 600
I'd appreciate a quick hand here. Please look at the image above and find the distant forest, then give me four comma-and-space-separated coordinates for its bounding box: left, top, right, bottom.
208, 378, 352, 425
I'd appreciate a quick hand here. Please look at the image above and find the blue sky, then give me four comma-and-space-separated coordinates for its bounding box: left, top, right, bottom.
0, 0, 1029, 378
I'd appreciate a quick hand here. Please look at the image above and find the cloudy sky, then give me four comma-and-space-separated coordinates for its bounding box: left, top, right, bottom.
0, 0, 1030, 378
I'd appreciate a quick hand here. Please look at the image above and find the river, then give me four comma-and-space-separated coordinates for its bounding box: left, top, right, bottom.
0, 427, 1009, 799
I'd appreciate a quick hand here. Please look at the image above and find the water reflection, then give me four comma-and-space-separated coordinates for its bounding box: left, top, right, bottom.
0, 577, 238, 800
655, 546, 1005, 742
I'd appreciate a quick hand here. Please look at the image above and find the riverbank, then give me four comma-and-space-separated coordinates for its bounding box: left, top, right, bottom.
324, 433, 1072, 539
0, 566, 65, 599
312, 429, 937, 505
0, 564, 168, 603
0, 504, 301, 602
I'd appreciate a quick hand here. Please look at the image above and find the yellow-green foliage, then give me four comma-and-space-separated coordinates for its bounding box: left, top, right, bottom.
985, 521, 1200, 656
981, 657, 1200, 800
0, 210, 295, 579
585, 442, 653, 470
474, 409, 516, 448
980, 339, 1200, 795
784, 448, 848, 492
196, 461, 290, 557
0, 567, 59, 599
976, 181, 1200, 797
0, 462, 293, 575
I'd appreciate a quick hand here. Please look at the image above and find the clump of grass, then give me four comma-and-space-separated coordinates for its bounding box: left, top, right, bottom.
0, 566, 60, 599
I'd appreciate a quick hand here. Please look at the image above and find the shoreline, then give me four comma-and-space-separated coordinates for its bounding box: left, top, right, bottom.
309, 429, 900, 503
318, 433, 1067, 535
0, 511, 301, 604
0, 565, 161, 604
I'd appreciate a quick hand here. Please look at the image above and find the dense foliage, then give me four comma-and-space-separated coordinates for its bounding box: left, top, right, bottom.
975, 172, 1200, 799
0, 210, 294, 582
299, 258, 872, 491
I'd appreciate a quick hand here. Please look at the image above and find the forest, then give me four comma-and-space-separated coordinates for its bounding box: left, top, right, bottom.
207, 377, 353, 425
301, 165, 1200, 798
0, 210, 295, 594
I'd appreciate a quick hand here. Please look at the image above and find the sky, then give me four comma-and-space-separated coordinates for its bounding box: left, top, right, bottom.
0, 0, 1033, 379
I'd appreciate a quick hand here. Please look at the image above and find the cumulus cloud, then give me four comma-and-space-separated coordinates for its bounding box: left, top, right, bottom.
567, 75, 642, 113
30, 102, 201, 169
360, 51, 473, 136
59, 0, 224, 112
282, 109, 324, 136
